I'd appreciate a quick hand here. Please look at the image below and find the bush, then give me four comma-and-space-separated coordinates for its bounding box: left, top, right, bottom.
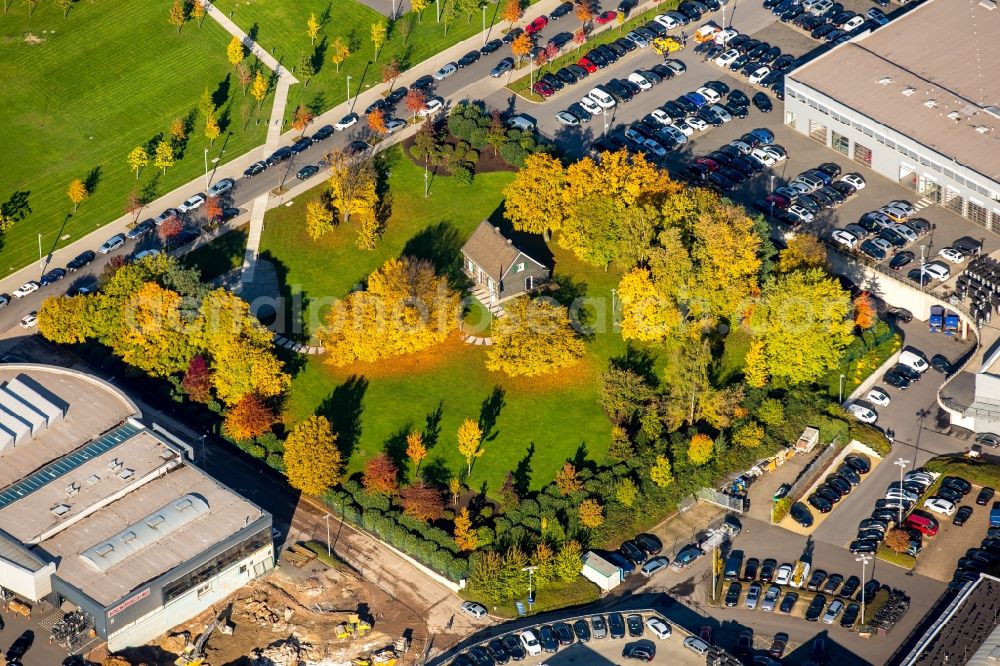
266, 453, 284, 473
244, 443, 266, 458
469, 126, 489, 150
499, 141, 528, 168
451, 163, 474, 185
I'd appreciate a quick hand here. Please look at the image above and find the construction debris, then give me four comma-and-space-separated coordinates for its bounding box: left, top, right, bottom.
250, 636, 315, 666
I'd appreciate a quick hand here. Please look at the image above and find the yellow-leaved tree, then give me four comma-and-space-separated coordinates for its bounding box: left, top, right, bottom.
743, 338, 769, 388
114, 282, 195, 377
486, 297, 585, 377
650, 455, 674, 488
406, 431, 428, 473
502, 152, 565, 238
38, 294, 97, 344
778, 234, 827, 273
578, 499, 604, 528
454, 507, 478, 551
226, 35, 245, 67
67, 179, 88, 212
305, 199, 335, 240
457, 418, 484, 477
319, 257, 460, 365
284, 415, 342, 495
127, 146, 149, 179
688, 433, 714, 465
617, 268, 682, 342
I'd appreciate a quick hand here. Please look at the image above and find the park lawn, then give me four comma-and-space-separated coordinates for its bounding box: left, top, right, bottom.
0, 0, 271, 276
210, 0, 536, 127
182, 225, 250, 281
260, 147, 625, 496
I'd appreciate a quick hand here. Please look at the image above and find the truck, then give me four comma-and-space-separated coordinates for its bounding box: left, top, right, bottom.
789, 560, 811, 589
652, 37, 683, 54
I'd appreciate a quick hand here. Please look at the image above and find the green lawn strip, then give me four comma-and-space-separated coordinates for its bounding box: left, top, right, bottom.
714, 326, 752, 384
506, 0, 683, 98
181, 225, 250, 281
0, 0, 271, 275
924, 456, 1000, 488
876, 544, 915, 570
821, 321, 900, 400
475, 577, 601, 618
261, 146, 625, 495
302, 540, 356, 572
861, 588, 890, 626
210, 0, 539, 126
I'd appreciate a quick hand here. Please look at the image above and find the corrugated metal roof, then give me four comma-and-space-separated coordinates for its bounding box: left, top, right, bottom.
0, 532, 46, 572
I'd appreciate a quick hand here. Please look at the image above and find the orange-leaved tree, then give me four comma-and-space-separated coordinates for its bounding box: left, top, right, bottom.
363, 453, 399, 496
854, 292, 877, 329
554, 462, 582, 495
222, 394, 276, 441
401, 483, 444, 522
406, 431, 428, 473
454, 507, 478, 550
688, 433, 714, 465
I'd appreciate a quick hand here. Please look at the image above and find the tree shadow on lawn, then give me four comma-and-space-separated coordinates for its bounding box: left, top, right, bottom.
401, 221, 469, 289
421, 456, 452, 488
259, 249, 311, 346
610, 344, 659, 384
83, 166, 102, 196
478, 386, 505, 443
423, 401, 443, 450
383, 423, 412, 483
311, 37, 329, 76
513, 442, 535, 496
318, 374, 369, 460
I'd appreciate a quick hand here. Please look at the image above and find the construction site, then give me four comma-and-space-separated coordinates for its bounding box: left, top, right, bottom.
87, 543, 427, 666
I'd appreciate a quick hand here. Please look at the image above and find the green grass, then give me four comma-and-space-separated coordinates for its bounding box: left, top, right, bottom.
924, 456, 1000, 488
714, 327, 752, 384
876, 544, 916, 570
260, 147, 626, 496
822, 321, 901, 399
210, 0, 538, 127
0, 0, 272, 276
486, 577, 601, 618
182, 225, 250, 281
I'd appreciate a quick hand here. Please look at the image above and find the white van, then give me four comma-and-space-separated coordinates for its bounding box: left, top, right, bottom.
588, 86, 617, 110
683, 636, 710, 655
809, 0, 834, 15
899, 350, 929, 373
520, 629, 542, 656
506, 115, 535, 132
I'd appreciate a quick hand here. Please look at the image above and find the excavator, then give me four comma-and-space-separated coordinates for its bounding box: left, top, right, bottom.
174, 604, 231, 666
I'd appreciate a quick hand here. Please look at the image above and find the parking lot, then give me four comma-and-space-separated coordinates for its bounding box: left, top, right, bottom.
0, 603, 88, 666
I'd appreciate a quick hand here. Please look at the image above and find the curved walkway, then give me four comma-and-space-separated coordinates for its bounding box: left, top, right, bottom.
272, 333, 324, 355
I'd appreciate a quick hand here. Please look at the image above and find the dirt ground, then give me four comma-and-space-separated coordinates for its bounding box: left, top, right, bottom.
90, 549, 428, 666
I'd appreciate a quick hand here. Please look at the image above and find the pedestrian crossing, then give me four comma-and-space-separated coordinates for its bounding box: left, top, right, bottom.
912, 197, 935, 211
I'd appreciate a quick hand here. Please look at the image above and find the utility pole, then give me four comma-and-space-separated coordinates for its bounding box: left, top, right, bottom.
324, 514, 332, 557
894, 458, 911, 525
204, 148, 210, 187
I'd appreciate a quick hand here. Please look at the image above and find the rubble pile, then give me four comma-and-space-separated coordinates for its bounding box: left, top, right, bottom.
250, 637, 316, 666
244, 589, 284, 626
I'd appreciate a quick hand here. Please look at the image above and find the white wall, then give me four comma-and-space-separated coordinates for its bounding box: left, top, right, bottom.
0, 558, 54, 601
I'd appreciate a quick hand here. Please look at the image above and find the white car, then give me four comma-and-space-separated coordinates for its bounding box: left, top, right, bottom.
787, 205, 814, 223
696, 86, 722, 104
715, 48, 740, 67
588, 87, 617, 109
654, 13, 681, 30
672, 119, 695, 135
715, 28, 739, 44
646, 617, 672, 639
641, 556, 670, 577
433, 63, 458, 80
206, 178, 234, 198
749, 67, 771, 84
418, 97, 444, 117
649, 109, 673, 126
133, 249, 162, 261
762, 145, 787, 162
178, 194, 206, 213
841, 173, 866, 190
579, 96, 603, 116
843, 15, 865, 30
12, 281, 39, 299
98, 233, 126, 254
19, 312, 37, 329
459, 601, 487, 618
886, 488, 918, 503
730, 140, 754, 155
751, 148, 777, 166
831, 229, 857, 250
760, 585, 781, 612
685, 116, 708, 131
905, 471, 935, 486
924, 497, 956, 516
520, 629, 542, 656
555, 111, 580, 126
867, 388, 891, 407
628, 72, 653, 91
848, 403, 877, 424
938, 247, 966, 264
385, 118, 406, 134
774, 563, 794, 585
334, 113, 359, 130
665, 59, 686, 76
922, 261, 951, 281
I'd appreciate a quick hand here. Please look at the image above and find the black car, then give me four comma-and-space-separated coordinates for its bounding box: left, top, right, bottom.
889, 251, 915, 270
807, 570, 827, 591
977, 487, 996, 505
845, 454, 871, 474
290, 137, 313, 154
751, 92, 773, 112
816, 485, 842, 504
540, 73, 564, 91
953, 236, 983, 256
364, 98, 387, 115
678, 2, 703, 20
457, 50, 480, 68
839, 575, 860, 599
954, 505, 974, 526
573, 619, 591, 642
386, 87, 408, 105
884, 370, 912, 390
790, 502, 814, 527
760, 558, 777, 583
502, 635, 526, 661
211, 207, 241, 223
707, 172, 737, 192
551, 0, 573, 18
728, 89, 750, 107
312, 124, 335, 141
66, 250, 97, 272
859, 518, 888, 533
243, 160, 267, 177
296, 165, 320, 180
838, 465, 861, 486
841, 602, 861, 628
808, 494, 833, 513
566, 63, 589, 79
736, 629, 753, 657
487, 638, 510, 664
40, 268, 66, 286
724, 103, 749, 118
635, 533, 662, 555
823, 573, 845, 594
553, 622, 574, 645
857, 529, 885, 542
858, 579, 881, 603
826, 475, 852, 496
174, 228, 201, 246
615, 37, 637, 52
265, 146, 292, 166
347, 140, 369, 155
937, 485, 964, 504
469, 646, 493, 666
931, 353, 953, 375
879, 227, 907, 247
779, 591, 799, 614
502, 27, 523, 44
943, 476, 972, 495
538, 625, 558, 652
625, 614, 644, 637
608, 613, 626, 639
725, 581, 742, 606
743, 557, 760, 580
622, 644, 654, 661
555, 67, 578, 85
805, 595, 827, 622
480, 39, 503, 55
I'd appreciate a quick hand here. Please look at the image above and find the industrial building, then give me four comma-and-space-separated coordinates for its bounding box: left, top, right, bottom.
0, 364, 273, 651
784, 0, 1000, 229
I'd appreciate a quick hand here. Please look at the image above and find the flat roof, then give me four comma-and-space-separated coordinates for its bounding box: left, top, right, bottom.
788, 0, 1000, 185
903, 575, 1000, 666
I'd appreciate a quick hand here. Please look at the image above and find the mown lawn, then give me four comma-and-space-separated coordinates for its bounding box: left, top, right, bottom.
182, 225, 250, 281
0, 0, 272, 275
260, 147, 625, 495
211, 0, 538, 127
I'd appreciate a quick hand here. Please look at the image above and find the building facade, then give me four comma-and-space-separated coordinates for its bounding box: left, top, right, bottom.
461, 221, 551, 304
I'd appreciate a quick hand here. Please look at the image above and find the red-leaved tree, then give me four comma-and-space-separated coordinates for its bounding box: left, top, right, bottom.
158, 216, 183, 247
401, 482, 445, 522
222, 394, 276, 441
363, 453, 399, 496
204, 195, 223, 224
181, 355, 213, 403
405, 88, 428, 121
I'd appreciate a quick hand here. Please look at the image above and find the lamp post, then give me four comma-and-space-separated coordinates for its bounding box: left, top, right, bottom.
894, 458, 911, 525
522, 566, 539, 610
611, 287, 617, 326
424, 160, 430, 198
920, 244, 927, 291
482, 5, 487, 43
37, 233, 43, 278
203, 148, 210, 187
324, 514, 332, 557
347, 75, 353, 106
839, 374, 846, 403
856, 554, 872, 625
769, 175, 776, 193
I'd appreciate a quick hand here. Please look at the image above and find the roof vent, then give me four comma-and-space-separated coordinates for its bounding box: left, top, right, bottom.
94, 544, 114, 557
64, 483, 80, 497
108, 458, 123, 472
120, 531, 137, 543
174, 498, 194, 512
878, 76, 892, 85
147, 515, 166, 529
948, 111, 961, 121
51, 504, 71, 517
985, 106, 1000, 119
980, 0, 996, 10
159, 449, 176, 461
975, 126, 991, 134
923, 100, 938, 108
117, 468, 134, 480
902, 88, 916, 96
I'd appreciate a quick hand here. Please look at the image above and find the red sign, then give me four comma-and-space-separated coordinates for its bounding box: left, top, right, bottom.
107, 588, 150, 618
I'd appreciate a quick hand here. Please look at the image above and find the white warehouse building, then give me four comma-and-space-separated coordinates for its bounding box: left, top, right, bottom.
784, 0, 1000, 229
0, 365, 274, 651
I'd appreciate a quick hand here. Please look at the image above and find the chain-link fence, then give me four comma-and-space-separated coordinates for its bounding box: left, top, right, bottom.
696, 488, 747, 514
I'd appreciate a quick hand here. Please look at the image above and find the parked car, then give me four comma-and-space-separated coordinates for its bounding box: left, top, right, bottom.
206, 178, 235, 198
66, 250, 96, 272
98, 233, 126, 254
805, 595, 827, 622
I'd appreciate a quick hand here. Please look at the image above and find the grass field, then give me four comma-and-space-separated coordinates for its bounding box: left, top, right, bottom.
210, 0, 536, 126
0, 0, 272, 276
182, 225, 250, 281
259, 147, 626, 495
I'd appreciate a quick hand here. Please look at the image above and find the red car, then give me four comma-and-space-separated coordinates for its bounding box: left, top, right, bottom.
577, 57, 598, 73
532, 80, 555, 97
695, 157, 720, 172
595, 10, 617, 24
525, 15, 549, 34
765, 194, 790, 209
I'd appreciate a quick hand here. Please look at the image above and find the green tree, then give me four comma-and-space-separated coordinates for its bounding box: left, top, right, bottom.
616, 477, 638, 507
284, 416, 341, 495
733, 422, 765, 449
553, 540, 582, 582
650, 455, 674, 488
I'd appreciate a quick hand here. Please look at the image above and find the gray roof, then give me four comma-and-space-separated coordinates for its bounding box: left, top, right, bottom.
788, 0, 1000, 185
582, 551, 620, 578
0, 532, 47, 572
461, 221, 544, 282
900, 574, 1000, 666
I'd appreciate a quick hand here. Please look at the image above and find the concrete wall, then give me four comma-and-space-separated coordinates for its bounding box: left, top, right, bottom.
0, 557, 54, 602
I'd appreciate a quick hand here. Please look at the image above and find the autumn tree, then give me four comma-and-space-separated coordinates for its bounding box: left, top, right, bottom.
502, 0, 522, 27
406, 431, 428, 473
743, 339, 769, 388
181, 355, 213, 403
292, 105, 314, 136
381, 57, 402, 91
154, 140, 174, 174
124, 189, 142, 222
296, 52, 315, 86
401, 483, 444, 521
226, 35, 245, 67
554, 540, 582, 581
284, 415, 342, 495
169, 117, 187, 143
306, 12, 321, 44
237, 62, 252, 95
200, 197, 221, 227
305, 199, 335, 240
127, 146, 149, 178
650, 455, 674, 488
330, 37, 351, 72
779, 234, 827, 273
250, 71, 268, 107
38, 295, 95, 344
363, 453, 399, 496
371, 21, 387, 60
67, 178, 87, 212
168, 0, 186, 33
222, 394, 276, 441
454, 507, 478, 551
688, 433, 714, 465
510, 32, 532, 65
503, 152, 565, 237
616, 477, 638, 507
733, 421, 765, 449
854, 292, 877, 329
55, 0, 72, 17
204, 112, 221, 144
618, 268, 682, 342
325, 150, 381, 242
750, 268, 854, 385
457, 418, 484, 477
578, 499, 604, 528
575, 2, 593, 26
412, 0, 429, 20
572, 28, 586, 50
449, 477, 462, 506
555, 463, 582, 495
368, 108, 388, 134
158, 216, 183, 246
486, 297, 585, 377
192, 0, 205, 25
404, 88, 427, 121
884, 528, 911, 554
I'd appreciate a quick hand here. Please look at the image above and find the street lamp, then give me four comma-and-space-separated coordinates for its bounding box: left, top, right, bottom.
346, 75, 353, 106
611, 287, 617, 326
324, 514, 332, 557
522, 566, 539, 609
839, 374, 846, 403
894, 458, 911, 525
856, 554, 872, 625
769, 175, 776, 193
203, 148, 210, 188
424, 160, 430, 198
37, 233, 43, 278
482, 5, 487, 43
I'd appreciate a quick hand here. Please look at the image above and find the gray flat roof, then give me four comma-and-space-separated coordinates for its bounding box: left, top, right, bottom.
788, 0, 1000, 185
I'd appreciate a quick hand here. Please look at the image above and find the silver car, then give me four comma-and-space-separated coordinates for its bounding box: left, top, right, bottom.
590, 615, 608, 639
745, 582, 762, 609
433, 62, 458, 80
761, 585, 781, 612
823, 599, 845, 624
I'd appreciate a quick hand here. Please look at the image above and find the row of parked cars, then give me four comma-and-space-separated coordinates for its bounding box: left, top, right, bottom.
798, 453, 871, 519
682, 127, 784, 191
769, 0, 890, 46
755, 161, 867, 226
951, 505, 1000, 589
703, 32, 796, 99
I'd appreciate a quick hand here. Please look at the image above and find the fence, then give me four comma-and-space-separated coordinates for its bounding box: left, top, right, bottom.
696, 488, 746, 514
777, 443, 839, 516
